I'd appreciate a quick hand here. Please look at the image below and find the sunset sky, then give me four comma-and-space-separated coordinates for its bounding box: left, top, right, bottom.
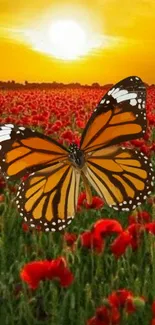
0, 0, 155, 84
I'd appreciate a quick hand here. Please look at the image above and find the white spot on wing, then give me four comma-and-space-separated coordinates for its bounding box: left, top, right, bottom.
116, 93, 137, 103
113, 89, 128, 98
108, 88, 115, 96
111, 88, 120, 96
19, 127, 25, 130
5, 124, 14, 128
113, 206, 118, 210
0, 130, 11, 136
1, 126, 11, 130
100, 99, 105, 104
130, 99, 137, 106
0, 135, 11, 142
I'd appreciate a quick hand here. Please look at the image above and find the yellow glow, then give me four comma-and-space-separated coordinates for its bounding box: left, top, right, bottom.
0, 1, 155, 83
48, 20, 87, 60
17, 19, 103, 61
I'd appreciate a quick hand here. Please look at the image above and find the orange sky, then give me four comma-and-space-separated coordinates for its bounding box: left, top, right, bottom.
0, 0, 155, 84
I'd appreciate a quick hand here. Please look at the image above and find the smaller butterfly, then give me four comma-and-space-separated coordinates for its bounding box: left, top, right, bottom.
0, 76, 154, 232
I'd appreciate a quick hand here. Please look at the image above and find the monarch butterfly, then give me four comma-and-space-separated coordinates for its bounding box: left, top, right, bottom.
0, 76, 154, 232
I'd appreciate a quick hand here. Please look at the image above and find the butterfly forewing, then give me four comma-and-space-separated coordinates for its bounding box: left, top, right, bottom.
0, 124, 68, 179
80, 76, 146, 152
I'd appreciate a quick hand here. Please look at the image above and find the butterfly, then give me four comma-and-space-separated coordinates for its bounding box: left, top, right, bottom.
0, 76, 154, 232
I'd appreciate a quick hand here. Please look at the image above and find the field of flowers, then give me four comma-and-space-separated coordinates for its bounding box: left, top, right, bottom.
0, 86, 154, 325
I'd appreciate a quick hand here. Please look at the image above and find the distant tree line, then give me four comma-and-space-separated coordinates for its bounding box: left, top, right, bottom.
0, 80, 114, 90
0, 80, 150, 90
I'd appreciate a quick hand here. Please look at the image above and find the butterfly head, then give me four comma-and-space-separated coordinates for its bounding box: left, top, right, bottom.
68, 143, 85, 168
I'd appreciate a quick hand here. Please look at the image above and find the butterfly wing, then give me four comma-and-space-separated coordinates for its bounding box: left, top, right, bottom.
84, 146, 154, 211
0, 124, 68, 179
80, 76, 146, 152
0, 124, 81, 231
17, 162, 80, 231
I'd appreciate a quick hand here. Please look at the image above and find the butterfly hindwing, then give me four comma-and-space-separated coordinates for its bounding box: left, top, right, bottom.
80, 76, 146, 152
0, 124, 68, 180
16, 162, 80, 231
84, 146, 154, 211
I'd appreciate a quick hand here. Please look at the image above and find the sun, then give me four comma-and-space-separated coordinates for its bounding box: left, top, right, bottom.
13, 18, 104, 61
48, 20, 87, 60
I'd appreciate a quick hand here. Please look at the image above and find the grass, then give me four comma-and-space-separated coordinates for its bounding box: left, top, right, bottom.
0, 182, 155, 325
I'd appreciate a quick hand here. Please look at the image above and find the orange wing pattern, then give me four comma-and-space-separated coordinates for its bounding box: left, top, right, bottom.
16, 162, 80, 231
0, 124, 68, 179
80, 76, 146, 152
84, 146, 154, 211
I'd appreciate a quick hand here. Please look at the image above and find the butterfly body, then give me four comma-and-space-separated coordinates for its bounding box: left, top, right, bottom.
68, 143, 85, 169
0, 76, 154, 232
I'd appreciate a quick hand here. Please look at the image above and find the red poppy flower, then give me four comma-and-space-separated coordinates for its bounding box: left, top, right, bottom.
80, 231, 104, 253
61, 130, 74, 143
152, 301, 155, 317
111, 231, 132, 258
87, 316, 103, 325
78, 192, 104, 210
20, 257, 74, 289
93, 219, 123, 238
86, 196, 104, 210
87, 305, 120, 325
22, 174, 30, 182
145, 222, 155, 235
127, 223, 144, 250
96, 305, 120, 324
76, 119, 85, 128
108, 289, 133, 310
128, 211, 151, 225
141, 144, 151, 155
22, 223, 29, 232
78, 192, 86, 207
63, 232, 77, 246
130, 139, 144, 147
151, 319, 155, 325
21, 260, 51, 289
109, 290, 145, 314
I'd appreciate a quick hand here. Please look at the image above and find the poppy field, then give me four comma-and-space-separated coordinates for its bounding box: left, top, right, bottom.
0, 85, 155, 325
